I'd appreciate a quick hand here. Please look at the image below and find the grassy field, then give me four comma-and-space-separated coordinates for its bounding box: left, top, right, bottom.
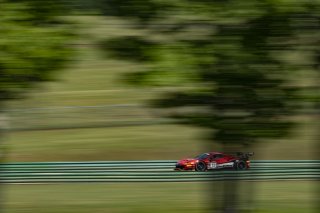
5, 120, 318, 162
4, 15, 319, 162
6, 124, 209, 161
2, 15, 319, 213
3, 181, 317, 213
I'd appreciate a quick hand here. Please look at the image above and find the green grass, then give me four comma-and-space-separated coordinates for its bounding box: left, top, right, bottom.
2, 13, 318, 213
4, 15, 319, 162
6, 124, 210, 162
6, 115, 318, 161
3, 181, 317, 213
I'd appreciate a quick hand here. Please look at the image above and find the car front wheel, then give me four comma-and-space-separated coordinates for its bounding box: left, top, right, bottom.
195, 161, 207, 172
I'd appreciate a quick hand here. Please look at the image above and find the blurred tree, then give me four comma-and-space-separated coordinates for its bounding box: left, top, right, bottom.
98, 0, 320, 212
0, 0, 73, 210
99, 0, 319, 149
0, 0, 73, 101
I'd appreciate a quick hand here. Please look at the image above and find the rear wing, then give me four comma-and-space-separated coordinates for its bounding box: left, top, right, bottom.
235, 152, 254, 160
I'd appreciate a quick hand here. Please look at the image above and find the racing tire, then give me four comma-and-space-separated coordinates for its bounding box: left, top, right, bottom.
195, 161, 207, 172
235, 160, 246, 170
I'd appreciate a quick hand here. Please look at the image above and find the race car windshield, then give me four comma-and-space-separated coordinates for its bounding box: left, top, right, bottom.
195, 153, 209, 160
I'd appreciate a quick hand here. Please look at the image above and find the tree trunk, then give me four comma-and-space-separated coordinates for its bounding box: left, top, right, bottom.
0, 111, 9, 213
210, 144, 257, 213
315, 82, 320, 213
210, 144, 241, 213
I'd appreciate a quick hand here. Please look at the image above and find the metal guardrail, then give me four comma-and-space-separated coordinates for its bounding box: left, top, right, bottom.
1, 160, 319, 183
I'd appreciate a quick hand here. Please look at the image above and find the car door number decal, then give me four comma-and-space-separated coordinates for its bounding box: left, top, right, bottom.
208, 162, 217, 169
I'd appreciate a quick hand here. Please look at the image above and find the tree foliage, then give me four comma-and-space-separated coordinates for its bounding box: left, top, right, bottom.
0, 0, 73, 101
99, 0, 320, 146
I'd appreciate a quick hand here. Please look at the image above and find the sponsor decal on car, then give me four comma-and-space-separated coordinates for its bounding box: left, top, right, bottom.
219, 162, 234, 168
208, 162, 234, 169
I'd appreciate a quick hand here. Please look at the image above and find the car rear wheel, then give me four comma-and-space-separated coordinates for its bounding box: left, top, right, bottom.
195, 161, 207, 172
235, 160, 246, 170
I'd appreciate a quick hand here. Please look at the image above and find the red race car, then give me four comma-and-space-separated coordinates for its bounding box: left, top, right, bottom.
174, 152, 254, 171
